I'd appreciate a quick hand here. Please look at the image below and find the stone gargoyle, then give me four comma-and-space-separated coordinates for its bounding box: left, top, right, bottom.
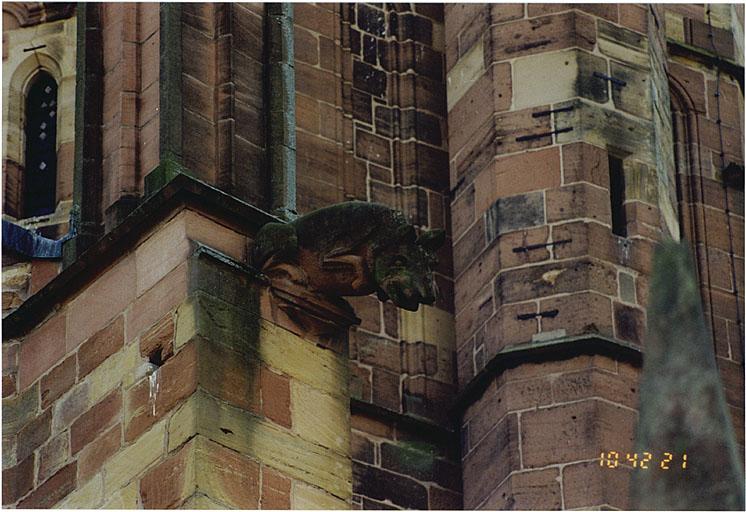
253, 201, 445, 311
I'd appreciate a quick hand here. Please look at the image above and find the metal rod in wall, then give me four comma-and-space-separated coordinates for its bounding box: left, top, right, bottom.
265, 3, 297, 220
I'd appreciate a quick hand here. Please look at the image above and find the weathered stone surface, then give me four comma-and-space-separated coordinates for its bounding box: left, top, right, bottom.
353, 462, 429, 510
632, 242, 745, 510
56, 473, 104, 509
486, 191, 545, 242
102, 418, 166, 493
291, 380, 349, 453
169, 390, 351, 501
554, 99, 654, 165
293, 481, 349, 509
513, 49, 607, 109
3, 382, 39, 435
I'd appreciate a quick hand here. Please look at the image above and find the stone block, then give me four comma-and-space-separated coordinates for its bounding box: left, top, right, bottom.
610, 61, 652, 119
352, 462, 429, 510
71, 388, 121, 454
520, 399, 635, 468
261, 466, 292, 509
446, 37, 484, 111
489, 11, 596, 63
0, 380, 38, 436
18, 462, 76, 508
552, 367, 639, 410
40, 355, 76, 410
78, 315, 124, 379
66, 255, 136, 351
497, 226, 550, 269
84, 340, 143, 406
293, 481, 349, 509
618, 271, 637, 304
485, 192, 545, 243
126, 261, 188, 343
102, 417, 166, 493
554, 100, 655, 166
475, 148, 560, 217
2, 455, 34, 506
261, 366, 291, 428
613, 301, 645, 344
18, 313, 66, 390
562, 141, 610, 188
78, 424, 121, 484
140, 439, 195, 509
545, 182, 612, 225
134, 212, 191, 297
482, 468, 562, 510
38, 431, 69, 484
540, 291, 614, 338
57, 473, 104, 509
462, 414, 520, 508
168, 390, 351, 500
563, 460, 632, 509
513, 49, 607, 110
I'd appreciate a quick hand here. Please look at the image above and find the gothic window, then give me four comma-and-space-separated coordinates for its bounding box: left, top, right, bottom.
23, 71, 58, 217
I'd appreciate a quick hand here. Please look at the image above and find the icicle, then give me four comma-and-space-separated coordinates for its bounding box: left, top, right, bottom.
148, 368, 159, 416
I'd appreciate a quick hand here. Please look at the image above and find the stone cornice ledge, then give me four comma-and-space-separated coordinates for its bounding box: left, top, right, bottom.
3, 172, 282, 339
451, 334, 643, 418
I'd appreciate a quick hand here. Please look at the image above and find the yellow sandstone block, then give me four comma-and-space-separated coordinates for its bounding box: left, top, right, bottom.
400, 304, 455, 349
258, 320, 348, 400
86, 341, 143, 404
173, 299, 198, 351
168, 390, 352, 501
103, 419, 167, 493
293, 482, 350, 509
291, 380, 350, 454
55, 473, 103, 509
102, 480, 140, 509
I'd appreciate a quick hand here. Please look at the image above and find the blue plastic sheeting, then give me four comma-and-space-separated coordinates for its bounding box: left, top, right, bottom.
2, 219, 71, 259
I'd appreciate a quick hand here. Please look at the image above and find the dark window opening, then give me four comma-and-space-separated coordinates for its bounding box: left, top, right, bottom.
609, 154, 627, 237
23, 72, 58, 217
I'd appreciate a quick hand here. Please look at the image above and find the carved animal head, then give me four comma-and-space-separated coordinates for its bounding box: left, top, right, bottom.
372, 225, 445, 311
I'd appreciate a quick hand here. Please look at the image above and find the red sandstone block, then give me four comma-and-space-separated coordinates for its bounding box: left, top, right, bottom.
355, 331, 401, 373
455, 283, 494, 343
77, 315, 124, 380
66, 256, 136, 351
139, 314, 175, 364
350, 362, 373, 402
563, 460, 632, 509
430, 486, 462, 510
28, 260, 60, 295
453, 216, 486, 277
462, 414, 520, 508
351, 412, 395, 439
201, 437, 261, 508
489, 11, 596, 63
493, 107, 554, 157
296, 62, 337, 105
260, 366, 292, 429
475, 148, 561, 216
562, 142, 610, 188
126, 262, 188, 343
125, 343, 198, 442
451, 185, 475, 242
261, 466, 291, 509
3, 374, 16, 398
296, 93, 320, 134
540, 291, 614, 339
528, 3, 618, 22
295, 2, 335, 35
618, 4, 648, 33
71, 388, 122, 455
372, 367, 401, 411
78, 424, 121, 484
2, 455, 34, 506
140, 440, 192, 509
356, 128, 392, 168
482, 467, 561, 509
708, 79, 741, 129
40, 355, 76, 410
497, 226, 551, 270
19, 313, 66, 391
546, 182, 612, 225
553, 367, 639, 410
482, 302, 539, 357
18, 462, 76, 509
295, 26, 320, 65
38, 432, 69, 484
521, 399, 635, 468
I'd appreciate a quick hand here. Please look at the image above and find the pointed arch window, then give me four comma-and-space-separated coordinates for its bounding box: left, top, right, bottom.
23, 71, 58, 217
